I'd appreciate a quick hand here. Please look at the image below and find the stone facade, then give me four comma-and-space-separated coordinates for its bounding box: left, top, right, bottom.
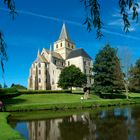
28, 23, 94, 90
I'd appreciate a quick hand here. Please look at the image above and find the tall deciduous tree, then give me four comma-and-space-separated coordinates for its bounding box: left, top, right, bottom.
119, 47, 132, 98
58, 65, 87, 90
129, 59, 140, 92
93, 44, 124, 93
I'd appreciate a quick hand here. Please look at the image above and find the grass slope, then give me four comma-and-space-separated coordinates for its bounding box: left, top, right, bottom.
0, 112, 24, 140
4, 93, 140, 111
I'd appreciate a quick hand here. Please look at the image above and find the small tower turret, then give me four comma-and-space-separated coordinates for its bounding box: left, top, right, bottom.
49, 44, 53, 62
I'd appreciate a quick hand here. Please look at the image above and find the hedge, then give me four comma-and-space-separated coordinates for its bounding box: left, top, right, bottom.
0, 88, 18, 94
18, 90, 72, 94
0, 88, 21, 99
0, 93, 21, 99
99, 93, 127, 99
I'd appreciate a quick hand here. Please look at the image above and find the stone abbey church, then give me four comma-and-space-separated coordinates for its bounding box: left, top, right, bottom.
28, 23, 94, 90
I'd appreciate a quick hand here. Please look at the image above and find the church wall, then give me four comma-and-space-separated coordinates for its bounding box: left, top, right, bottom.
66, 56, 84, 72
66, 56, 94, 87
49, 62, 62, 90
28, 64, 37, 90
28, 62, 48, 90
38, 63, 47, 90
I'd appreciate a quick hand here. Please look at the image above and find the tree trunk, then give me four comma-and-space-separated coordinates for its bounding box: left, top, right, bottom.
124, 81, 129, 99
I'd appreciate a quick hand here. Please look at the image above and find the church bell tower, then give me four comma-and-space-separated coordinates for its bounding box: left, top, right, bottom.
54, 23, 75, 60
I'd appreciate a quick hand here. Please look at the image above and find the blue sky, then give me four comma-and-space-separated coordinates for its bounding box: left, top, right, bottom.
0, 0, 140, 87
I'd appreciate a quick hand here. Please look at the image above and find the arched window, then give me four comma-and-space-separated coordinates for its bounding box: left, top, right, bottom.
61, 43, 62, 47
52, 79, 54, 85
39, 70, 41, 74
38, 63, 41, 67
54, 60, 57, 65
56, 44, 58, 48
39, 78, 41, 83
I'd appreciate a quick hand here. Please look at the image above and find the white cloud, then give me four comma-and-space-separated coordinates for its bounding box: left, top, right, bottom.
0, 8, 84, 27
102, 29, 140, 41
1, 8, 140, 41
108, 19, 123, 26
108, 3, 140, 32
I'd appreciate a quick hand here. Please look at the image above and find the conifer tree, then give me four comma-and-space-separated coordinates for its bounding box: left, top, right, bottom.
93, 44, 124, 93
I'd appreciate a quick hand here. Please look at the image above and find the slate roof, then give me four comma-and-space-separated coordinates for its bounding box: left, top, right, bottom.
34, 49, 46, 63
44, 49, 64, 60
67, 48, 92, 60
59, 23, 71, 41
35, 54, 47, 63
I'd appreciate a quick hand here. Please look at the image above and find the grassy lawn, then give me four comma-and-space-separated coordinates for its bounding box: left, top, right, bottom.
128, 92, 140, 98
4, 92, 140, 111
0, 112, 24, 140
1, 92, 140, 140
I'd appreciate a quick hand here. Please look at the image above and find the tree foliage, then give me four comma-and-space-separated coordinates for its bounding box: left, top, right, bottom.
58, 65, 87, 89
11, 83, 27, 90
129, 59, 140, 92
0, 0, 16, 74
0, 32, 8, 73
3, 0, 16, 18
93, 44, 124, 93
81, 0, 139, 38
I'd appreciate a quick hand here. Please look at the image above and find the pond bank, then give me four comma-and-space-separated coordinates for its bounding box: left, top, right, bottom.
9, 105, 140, 140
0, 112, 24, 140
2, 93, 140, 140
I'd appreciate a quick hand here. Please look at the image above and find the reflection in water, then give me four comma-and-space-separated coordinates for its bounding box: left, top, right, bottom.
28, 119, 62, 140
12, 106, 140, 140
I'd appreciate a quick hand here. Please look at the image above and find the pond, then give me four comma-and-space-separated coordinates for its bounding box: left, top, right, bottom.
9, 105, 140, 140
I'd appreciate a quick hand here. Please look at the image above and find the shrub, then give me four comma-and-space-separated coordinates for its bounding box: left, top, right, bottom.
0, 88, 21, 99
18, 90, 72, 94
0, 93, 21, 99
11, 84, 27, 90
0, 88, 18, 94
99, 93, 126, 99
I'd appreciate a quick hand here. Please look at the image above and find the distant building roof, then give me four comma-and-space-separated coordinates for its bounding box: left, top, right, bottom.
67, 48, 92, 60
59, 23, 71, 41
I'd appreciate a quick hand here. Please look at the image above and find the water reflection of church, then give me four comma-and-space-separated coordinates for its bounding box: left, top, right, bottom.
28, 119, 63, 140
27, 108, 140, 140
28, 114, 97, 140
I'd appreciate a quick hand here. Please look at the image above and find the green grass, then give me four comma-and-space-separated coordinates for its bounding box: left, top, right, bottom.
128, 92, 140, 98
4, 92, 140, 111
0, 112, 24, 140
1, 92, 140, 140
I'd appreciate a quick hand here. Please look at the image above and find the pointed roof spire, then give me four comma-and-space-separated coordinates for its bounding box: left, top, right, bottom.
49, 44, 52, 62
49, 44, 52, 52
37, 49, 41, 57
35, 49, 46, 63
59, 23, 71, 41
